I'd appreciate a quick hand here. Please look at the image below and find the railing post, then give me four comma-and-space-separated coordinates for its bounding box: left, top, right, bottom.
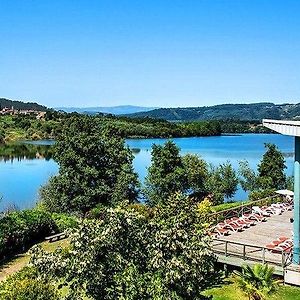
262, 248, 265, 264
225, 241, 228, 257
243, 245, 246, 260
282, 251, 285, 268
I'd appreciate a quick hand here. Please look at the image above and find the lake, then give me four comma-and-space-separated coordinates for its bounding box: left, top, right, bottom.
0, 134, 295, 211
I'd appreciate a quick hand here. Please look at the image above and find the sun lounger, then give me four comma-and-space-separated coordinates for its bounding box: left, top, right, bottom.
272, 244, 292, 253
236, 216, 256, 226
279, 239, 293, 247
266, 237, 293, 253
252, 206, 271, 217
261, 205, 281, 215
265, 205, 282, 215
234, 219, 251, 228
212, 226, 230, 237
272, 202, 293, 211
243, 213, 266, 222
278, 236, 289, 242
222, 222, 244, 232
271, 203, 285, 210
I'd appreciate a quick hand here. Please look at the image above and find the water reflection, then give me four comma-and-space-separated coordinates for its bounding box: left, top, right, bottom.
131, 148, 141, 154
0, 143, 54, 162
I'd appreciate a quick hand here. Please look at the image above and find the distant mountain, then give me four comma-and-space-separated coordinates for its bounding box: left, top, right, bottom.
0, 98, 48, 111
56, 105, 158, 115
125, 102, 300, 121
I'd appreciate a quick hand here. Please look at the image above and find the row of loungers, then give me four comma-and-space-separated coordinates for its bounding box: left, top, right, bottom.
266, 236, 293, 253
212, 202, 293, 238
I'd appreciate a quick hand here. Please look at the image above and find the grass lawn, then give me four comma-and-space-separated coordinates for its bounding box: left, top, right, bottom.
0, 238, 69, 281
204, 280, 300, 300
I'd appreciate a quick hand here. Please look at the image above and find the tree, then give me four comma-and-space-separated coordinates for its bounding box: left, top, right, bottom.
147, 193, 219, 298
234, 264, 279, 300
206, 162, 238, 204
238, 160, 258, 192
0, 128, 5, 144
40, 116, 139, 214
182, 154, 208, 197
258, 143, 287, 190
30, 194, 219, 299
143, 141, 187, 206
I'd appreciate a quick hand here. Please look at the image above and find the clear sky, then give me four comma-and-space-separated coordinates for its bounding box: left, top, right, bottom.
0, 0, 300, 108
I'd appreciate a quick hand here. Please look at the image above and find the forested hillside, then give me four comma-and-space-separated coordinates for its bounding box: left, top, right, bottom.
0, 98, 48, 111
125, 102, 300, 121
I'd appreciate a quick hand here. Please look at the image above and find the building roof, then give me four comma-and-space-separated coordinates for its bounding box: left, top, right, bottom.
263, 119, 300, 137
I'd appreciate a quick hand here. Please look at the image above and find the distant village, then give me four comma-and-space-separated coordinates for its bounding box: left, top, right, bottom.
0, 106, 46, 120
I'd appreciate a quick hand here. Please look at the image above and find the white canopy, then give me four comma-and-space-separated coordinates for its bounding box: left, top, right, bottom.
275, 189, 294, 196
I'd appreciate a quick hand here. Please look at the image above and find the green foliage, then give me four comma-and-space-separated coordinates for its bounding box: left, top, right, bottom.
234, 264, 280, 300
0, 112, 223, 145
204, 278, 300, 300
179, 120, 222, 136
31, 193, 218, 299
50, 213, 78, 232
144, 141, 187, 206
239, 145, 288, 199
239, 160, 259, 192
1, 108, 278, 144
211, 201, 248, 212
0, 209, 55, 260
258, 143, 287, 190
144, 141, 238, 206
206, 162, 239, 204
248, 189, 276, 202
220, 120, 270, 134
0, 128, 5, 144
40, 116, 140, 213
0, 267, 59, 300
182, 153, 208, 197
286, 176, 294, 191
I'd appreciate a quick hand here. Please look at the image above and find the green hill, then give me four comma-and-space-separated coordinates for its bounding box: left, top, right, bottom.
125, 102, 300, 121
0, 98, 48, 111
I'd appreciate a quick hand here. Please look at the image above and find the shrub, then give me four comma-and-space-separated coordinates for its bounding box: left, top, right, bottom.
0, 267, 59, 300
248, 189, 275, 202
0, 209, 55, 260
51, 213, 78, 232
234, 264, 279, 300
211, 201, 248, 212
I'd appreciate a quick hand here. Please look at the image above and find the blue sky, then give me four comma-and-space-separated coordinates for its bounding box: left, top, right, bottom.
0, 0, 300, 108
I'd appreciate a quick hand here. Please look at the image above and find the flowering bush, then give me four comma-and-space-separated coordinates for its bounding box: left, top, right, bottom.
31, 193, 219, 299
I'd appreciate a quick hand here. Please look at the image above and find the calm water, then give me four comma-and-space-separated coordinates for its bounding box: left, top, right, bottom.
0, 134, 295, 211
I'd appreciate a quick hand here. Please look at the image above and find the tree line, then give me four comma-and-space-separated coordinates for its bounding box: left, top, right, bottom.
0, 111, 273, 144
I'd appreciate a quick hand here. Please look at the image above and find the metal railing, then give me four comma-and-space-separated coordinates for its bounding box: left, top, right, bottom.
212, 238, 292, 269
209, 195, 283, 225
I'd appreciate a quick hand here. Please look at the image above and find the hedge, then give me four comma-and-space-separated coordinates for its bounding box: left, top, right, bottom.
0, 209, 55, 260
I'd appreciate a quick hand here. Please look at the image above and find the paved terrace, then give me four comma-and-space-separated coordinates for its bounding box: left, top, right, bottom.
212, 210, 295, 275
